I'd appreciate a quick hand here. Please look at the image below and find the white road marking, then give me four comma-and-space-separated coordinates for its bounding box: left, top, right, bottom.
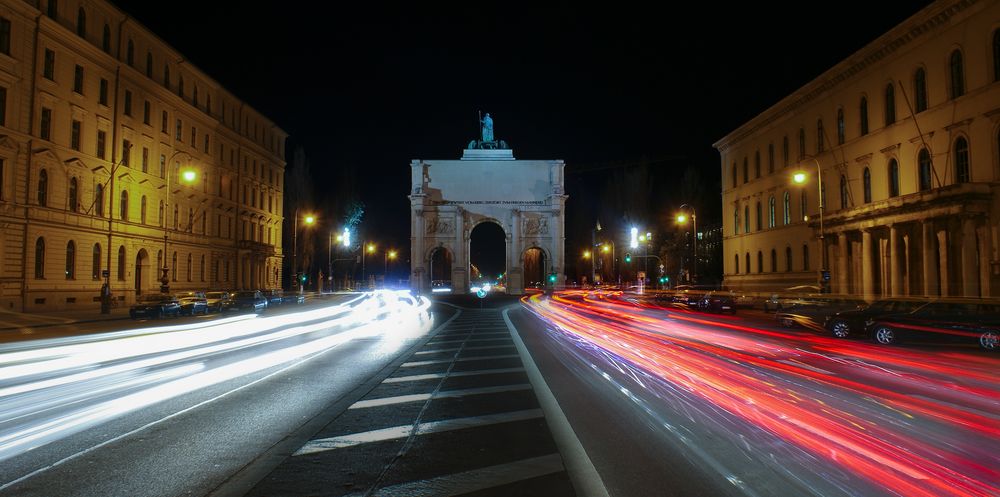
293, 408, 544, 456
503, 307, 610, 497
401, 354, 520, 367
349, 384, 532, 409
425, 336, 515, 345
349, 453, 565, 497
382, 367, 525, 383
416, 344, 514, 355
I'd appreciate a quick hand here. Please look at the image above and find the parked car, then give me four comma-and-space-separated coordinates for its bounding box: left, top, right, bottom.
763, 285, 823, 312
823, 297, 927, 338
263, 289, 284, 307
698, 291, 737, 314
176, 291, 209, 315
129, 294, 181, 319
205, 291, 233, 313
224, 290, 268, 313
281, 291, 305, 305
867, 298, 1000, 350
775, 296, 865, 331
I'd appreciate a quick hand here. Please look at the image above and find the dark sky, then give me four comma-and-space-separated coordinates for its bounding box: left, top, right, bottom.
112, 1, 933, 273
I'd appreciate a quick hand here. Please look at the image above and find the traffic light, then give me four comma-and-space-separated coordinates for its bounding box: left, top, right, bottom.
625, 253, 632, 263
300, 274, 307, 283
548, 273, 557, 284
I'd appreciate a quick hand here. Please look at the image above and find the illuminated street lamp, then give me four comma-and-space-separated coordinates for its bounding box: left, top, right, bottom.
293, 209, 316, 294
676, 205, 697, 283
160, 152, 198, 294
793, 156, 828, 291
385, 249, 397, 285
362, 242, 376, 288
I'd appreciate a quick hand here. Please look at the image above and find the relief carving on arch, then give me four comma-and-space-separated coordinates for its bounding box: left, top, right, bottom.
523, 215, 549, 236
425, 215, 454, 235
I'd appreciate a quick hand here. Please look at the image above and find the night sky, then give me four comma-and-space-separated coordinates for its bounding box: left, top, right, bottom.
112, 1, 933, 278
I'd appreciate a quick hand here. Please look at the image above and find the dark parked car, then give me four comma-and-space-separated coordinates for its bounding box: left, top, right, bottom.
176, 291, 209, 315
205, 291, 232, 313
263, 289, 284, 307
823, 298, 927, 338
698, 291, 737, 314
281, 291, 305, 305
129, 294, 181, 319
775, 296, 865, 332
867, 298, 1000, 350
224, 290, 267, 313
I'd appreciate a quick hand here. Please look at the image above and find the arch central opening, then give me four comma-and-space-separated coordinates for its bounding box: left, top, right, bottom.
469, 221, 506, 290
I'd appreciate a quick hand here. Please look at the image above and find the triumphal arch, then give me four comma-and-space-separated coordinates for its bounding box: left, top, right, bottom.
409, 115, 567, 295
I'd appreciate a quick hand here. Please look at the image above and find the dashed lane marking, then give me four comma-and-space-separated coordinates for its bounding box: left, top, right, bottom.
292, 408, 544, 456
382, 367, 526, 383
401, 354, 520, 367
346, 453, 565, 497
349, 384, 532, 409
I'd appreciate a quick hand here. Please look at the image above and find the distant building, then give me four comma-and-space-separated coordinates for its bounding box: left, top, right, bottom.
0, 0, 287, 311
714, 0, 1000, 299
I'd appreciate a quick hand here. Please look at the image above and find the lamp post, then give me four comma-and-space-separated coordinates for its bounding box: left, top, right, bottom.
292, 209, 316, 294
676, 205, 697, 283
793, 157, 827, 291
600, 240, 616, 286
385, 249, 397, 286
160, 151, 197, 294
362, 242, 375, 289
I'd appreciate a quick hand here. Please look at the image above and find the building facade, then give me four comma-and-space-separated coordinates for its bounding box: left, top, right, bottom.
714, 0, 1000, 300
0, 0, 287, 311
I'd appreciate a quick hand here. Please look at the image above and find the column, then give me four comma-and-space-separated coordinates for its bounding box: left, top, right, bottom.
413, 208, 425, 293
922, 220, 938, 297
938, 228, 950, 296
978, 222, 991, 297
837, 232, 848, 294
889, 225, 902, 297
861, 229, 873, 300
961, 217, 978, 297
453, 207, 466, 293
510, 210, 522, 295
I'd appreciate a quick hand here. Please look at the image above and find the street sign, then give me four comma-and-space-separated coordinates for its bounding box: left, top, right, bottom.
476, 288, 487, 298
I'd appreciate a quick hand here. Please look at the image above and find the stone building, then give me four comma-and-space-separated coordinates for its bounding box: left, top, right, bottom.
714, 0, 1000, 300
0, 0, 287, 311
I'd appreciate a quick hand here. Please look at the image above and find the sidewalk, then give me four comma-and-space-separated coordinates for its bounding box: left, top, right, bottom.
0, 306, 132, 332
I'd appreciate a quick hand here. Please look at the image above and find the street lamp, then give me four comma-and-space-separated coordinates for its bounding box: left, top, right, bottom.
385, 249, 397, 286
793, 157, 828, 291
292, 209, 316, 294
600, 240, 617, 285
676, 205, 697, 283
362, 242, 376, 289
160, 151, 198, 294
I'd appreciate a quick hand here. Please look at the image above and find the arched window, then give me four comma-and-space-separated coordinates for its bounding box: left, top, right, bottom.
802, 244, 810, 271
768, 143, 774, 173
918, 148, 932, 191
37, 169, 48, 206
745, 253, 750, 275
744, 205, 749, 233
782, 136, 789, 167
200, 254, 205, 281
34, 238, 45, 279
840, 174, 848, 209
65, 240, 75, 279
731, 163, 737, 189
785, 246, 792, 272
860, 97, 869, 135
800, 190, 807, 221
863, 167, 872, 203
69, 177, 78, 212
158, 200, 164, 225
734, 254, 739, 274
756, 251, 763, 273
141, 195, 147, 224
171, 252, 177, 281
178, 76, 185, 98
186, 253, 192, 281
146, 51, 153, 78
768, 196, 775, 228
888, 159, 900, 197
770, 249, 777, 273
92, 243, 100, 280
164, 64, 170, 88
955, 137, 970, 183
101, 24, 110, 53
193, 85, 198, 107
798, 128, 806, 158
742, 158, 748, 183
816, 119, 824, 153
884, 83, 896, 126
914, 68, 928, 112
120, 190, 128, 220
755, 201, 762, 231
117, 246, 125, 280
94, 183, 104, 216
754, 151, 760, 178
783, 191, 790, 225
76, 7, 85, 37
994, 30, 1000, 82
949, 49, 965, 99
836, 108, 845, 145
734, 207, 739, 235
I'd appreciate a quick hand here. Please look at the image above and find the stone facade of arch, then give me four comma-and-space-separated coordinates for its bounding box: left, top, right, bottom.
409, 148, 567, 295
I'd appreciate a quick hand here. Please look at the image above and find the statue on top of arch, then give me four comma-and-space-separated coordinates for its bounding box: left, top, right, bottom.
467, 111, 510, 150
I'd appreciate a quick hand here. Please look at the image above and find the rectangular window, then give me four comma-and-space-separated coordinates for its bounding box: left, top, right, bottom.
97, 130, 106, 159
71, 119, 80, 150
141, 146, 148, 173
161, 110, 167, 132
99, 78, 108, 105
143, 100, 150, 125
203, 134, 209, 153
73, 65, 84, 94
43, 49, 55, 80
40, 107, 51, 140
175, 118, 182, 141
122, 139, 131, 166
159, 154, 165, 178
123, 90, 132, 116
0, 17, 11, 55
190, 126, 195, 145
